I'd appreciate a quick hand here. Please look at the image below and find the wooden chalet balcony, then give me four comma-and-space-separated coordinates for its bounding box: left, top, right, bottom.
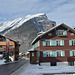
0, 42, 6, 45
0, 41, 14, 45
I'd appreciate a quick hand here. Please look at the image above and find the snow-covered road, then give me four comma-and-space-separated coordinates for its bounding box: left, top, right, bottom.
11, 61, 75, 75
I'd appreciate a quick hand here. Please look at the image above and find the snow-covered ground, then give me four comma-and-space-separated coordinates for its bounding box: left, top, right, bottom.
11, 61, 75, 75
0, 59, 6, 65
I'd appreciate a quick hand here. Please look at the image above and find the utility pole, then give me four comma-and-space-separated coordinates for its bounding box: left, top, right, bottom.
5, 39, 10, 62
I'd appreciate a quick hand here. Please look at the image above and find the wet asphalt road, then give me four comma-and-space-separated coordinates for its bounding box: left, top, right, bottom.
0, 59, 28, 75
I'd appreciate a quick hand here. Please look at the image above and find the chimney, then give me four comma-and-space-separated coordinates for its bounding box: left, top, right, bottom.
51, 21, 56, 28
51, 24, 55, 28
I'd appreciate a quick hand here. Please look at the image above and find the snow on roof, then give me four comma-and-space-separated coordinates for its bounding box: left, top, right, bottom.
0, 34, 20, 45
28, 48, 35, 52
31, 23, 75, 45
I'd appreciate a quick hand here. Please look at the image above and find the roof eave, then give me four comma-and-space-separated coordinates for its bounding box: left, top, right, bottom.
31, 23, 75, 45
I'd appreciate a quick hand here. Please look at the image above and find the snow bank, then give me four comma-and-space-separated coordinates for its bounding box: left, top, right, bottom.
12, 63, 75, 75
0, 59, 6, 65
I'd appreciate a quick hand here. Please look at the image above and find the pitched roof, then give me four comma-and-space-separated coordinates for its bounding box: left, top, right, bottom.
0, 34, 20, 45
31, 23, 75, 45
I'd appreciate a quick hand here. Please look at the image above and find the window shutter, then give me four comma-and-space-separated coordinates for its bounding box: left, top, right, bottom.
56, 30, 58, 35
51, 40, 53, 46
51, 40, 56, 46
70, 51, 73, 56
43, 40, 46, 46
37, 51, 40, 57
50, 51, 52, 57
64, 30, 67, 35
55, 51, 57, 57
43, 52, 46, 57
52, 51, 55, 57
69, 40, 72, 46
54, 40, 56, 46
62, 40, 64, 46
38, 41, 40, 46
62, 51, 65, 56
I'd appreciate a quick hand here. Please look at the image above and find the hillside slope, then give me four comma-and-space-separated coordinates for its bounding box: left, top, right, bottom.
1, 13, 56, 53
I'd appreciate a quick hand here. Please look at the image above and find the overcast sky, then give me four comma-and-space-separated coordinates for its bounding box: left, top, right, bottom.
0, 0, 75, 27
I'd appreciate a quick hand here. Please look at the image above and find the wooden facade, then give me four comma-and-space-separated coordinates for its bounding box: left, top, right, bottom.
31, 23, 75, 66
0, 35, 20, 61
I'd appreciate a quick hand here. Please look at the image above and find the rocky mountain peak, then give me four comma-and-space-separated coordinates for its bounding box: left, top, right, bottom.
0, 13, 56, 53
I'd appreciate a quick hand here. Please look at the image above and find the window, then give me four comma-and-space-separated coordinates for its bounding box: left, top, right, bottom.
9, 45, 13, 48
70, 50, 75, 56
72, 40, 75, 46
9, 51, 13, 56
56, 30, 67, 35
73, 50, 75, 56
32, 41, 40, 49
2, 38, 6, 41
43, 51, 52, 57
57, 51, 61, 57
58, 30, 64, 35
51, 62, 57, 66
46, 51, 52, 57
43, 40, 64, 46
32, 52, 35, 57
45, 40, 50, 46
43, 51, 53, 57
56, 40, 62, 46
43, 40, 50, 46
69, 40, 75, 46
43, 50, 65, 57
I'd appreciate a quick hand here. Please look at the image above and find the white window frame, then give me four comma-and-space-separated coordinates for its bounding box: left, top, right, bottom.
58, 30, 64, 35
56, 39, 62, 46
72, 50, 75, 56
57, 50, 62, 57
32, 52, 35, 57
45, 39, 51, 46
45, 50, 52, 57
72, 40, 75, 46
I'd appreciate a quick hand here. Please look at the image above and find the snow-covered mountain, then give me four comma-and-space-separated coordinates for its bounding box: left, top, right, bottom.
0, 13, 56, 34
1, 13, 56, 53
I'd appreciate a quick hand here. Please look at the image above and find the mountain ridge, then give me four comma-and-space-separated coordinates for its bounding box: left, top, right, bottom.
0, 13, 56, 53
0, 13, 45, 34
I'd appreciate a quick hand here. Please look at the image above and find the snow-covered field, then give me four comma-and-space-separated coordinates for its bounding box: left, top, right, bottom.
11, 62, 75, 75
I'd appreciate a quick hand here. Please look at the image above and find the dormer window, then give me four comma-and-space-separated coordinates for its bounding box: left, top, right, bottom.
58, 30, 64, 35
56, 30, 67, 36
